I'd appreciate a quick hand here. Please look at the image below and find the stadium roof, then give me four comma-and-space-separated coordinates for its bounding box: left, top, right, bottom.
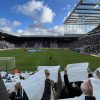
20, 34, 85, 38
64, 0, 100, 25
0, 31, 85, 38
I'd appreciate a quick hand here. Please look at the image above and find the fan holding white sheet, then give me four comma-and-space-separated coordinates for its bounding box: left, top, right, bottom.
66, 63, 89, 82
21, 66, 60, 100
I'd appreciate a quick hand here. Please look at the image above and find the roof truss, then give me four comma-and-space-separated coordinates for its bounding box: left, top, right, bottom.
64, 0, 100, 25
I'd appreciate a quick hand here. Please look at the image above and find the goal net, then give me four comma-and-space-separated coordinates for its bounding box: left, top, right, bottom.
0, 57, 15, 71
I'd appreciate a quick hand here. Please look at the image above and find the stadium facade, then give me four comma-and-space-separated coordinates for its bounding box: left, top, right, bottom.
0, 30, 85, 48
0, 0, 100, 53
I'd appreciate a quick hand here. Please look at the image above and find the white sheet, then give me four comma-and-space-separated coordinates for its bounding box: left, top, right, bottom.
5, 82, 16, 93
38, 65, 60, 82
38, 65, 60, 71
21, 70, 47, 100
21, 67, 59, 100
0, 71, 7, 77
91, 78, 100, 100
66, 63, 89, 82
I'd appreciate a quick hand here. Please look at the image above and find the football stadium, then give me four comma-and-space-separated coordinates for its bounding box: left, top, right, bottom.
0, 0, 100, 100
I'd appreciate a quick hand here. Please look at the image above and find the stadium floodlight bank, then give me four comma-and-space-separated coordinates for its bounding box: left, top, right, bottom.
0, 57, 15, 71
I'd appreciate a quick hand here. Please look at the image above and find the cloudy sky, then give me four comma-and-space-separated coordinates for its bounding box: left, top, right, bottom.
0, 0, 95, 36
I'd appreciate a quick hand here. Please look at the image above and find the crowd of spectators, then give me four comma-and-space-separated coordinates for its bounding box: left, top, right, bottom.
0, 65, 100, 100
0, 33, 100, 53
0, 40, 15, 49
69, 34, 100, 54
14, 40, 68, 48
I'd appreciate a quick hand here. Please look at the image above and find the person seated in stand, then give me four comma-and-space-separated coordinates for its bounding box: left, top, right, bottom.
41, 70, 51, 100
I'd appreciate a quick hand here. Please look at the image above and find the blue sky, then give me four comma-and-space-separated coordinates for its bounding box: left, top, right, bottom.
0, 0, 79, 35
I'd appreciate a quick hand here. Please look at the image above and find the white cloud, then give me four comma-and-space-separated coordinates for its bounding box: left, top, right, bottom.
17, 29, 23, 33
12, 21, 21, 27
0, 18, 10, 27
0, 18, 21, 28
40, 6, 55, 23
14, 0, 43, 17
52, 25, 64, 35
0, 18, 21, 35
2, 27, 12, 32
0, 18, 64, 36
13, 0, 55, 24
18, 25, 64, 36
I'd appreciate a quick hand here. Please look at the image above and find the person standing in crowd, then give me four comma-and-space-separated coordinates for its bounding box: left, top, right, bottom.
81, 79, 96, 100
0, 75, 9, 100
95, 70, 100, 79
9, 82, 28, 100
9, 82, 22, 100
50, 56, 52, 61
64, 69, 96, 100
64, 69, 83, 98
41, 70, 51, 100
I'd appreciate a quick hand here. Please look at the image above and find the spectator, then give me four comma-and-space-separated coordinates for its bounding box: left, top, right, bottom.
0, 75, 9, 100
81, 79, 96, 100
64, 69, 82, 98
41, 70, 51, 100
9, 82, 22, 100
9, 82, 28, 100
95, 70, 100, 79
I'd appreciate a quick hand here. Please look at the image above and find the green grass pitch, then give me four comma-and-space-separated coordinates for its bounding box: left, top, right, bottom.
0, 48, 100, 71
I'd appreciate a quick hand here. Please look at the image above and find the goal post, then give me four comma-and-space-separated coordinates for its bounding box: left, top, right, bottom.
0, 57, 15, 71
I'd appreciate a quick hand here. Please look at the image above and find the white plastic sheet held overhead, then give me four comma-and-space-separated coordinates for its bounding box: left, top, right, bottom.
38, 65, 60, 71
91, 78, 100, 100
5, 82, 16, 93
21, 70, 45, 100
66, 63, 89, 82
37, 66, 60, 82
21, 66, 60, 100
